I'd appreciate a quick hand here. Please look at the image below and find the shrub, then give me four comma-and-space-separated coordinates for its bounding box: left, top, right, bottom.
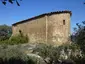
33, 43, 60, 64
8, 34, 28, 45
0, 33, 28, 45
0, 44, 35, 64
33, 43, 85, 64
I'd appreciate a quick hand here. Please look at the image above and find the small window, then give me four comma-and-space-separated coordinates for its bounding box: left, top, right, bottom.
19, 30, 21, 33
63, 20, 65, 25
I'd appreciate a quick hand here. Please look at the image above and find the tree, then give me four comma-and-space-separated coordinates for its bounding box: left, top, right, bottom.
0, 24, 12, 41
1, 0, 22, 6
72, 21, 85, 53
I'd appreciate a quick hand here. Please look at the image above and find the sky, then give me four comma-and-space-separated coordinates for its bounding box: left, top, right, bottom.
0, 0, 85, 33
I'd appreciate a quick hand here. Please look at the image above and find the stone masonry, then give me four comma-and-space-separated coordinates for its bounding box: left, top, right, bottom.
12, 10, 72, 45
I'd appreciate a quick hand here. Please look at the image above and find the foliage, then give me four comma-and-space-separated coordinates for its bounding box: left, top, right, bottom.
0, 24, 12, 41
0, 44, 36, 64
33, 43, 58, 64
72, 21, 85, 53
9, 34, 28, 45
33, 43, 57, 58
33, 43, 62, 64
33, 43, 84, 64
1, 0, 22, 6
0, 25, 28, 45
0, 34, 28, 45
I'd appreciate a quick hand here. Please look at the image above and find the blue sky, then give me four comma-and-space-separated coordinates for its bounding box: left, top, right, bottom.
0, 0, 85, 33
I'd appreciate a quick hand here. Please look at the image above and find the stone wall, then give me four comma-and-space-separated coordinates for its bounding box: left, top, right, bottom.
47, 13, 70, 45
12, 13, 71, 45
12, 16, 46, 43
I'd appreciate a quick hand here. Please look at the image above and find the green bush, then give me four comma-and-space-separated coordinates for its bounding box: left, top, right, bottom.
0, 33, 28, 45
8, 34, 28, 45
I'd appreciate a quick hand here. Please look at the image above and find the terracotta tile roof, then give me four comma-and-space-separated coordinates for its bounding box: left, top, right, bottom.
12, 10, 72, 26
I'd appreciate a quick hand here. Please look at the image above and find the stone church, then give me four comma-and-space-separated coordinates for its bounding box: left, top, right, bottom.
12, 10, 72, 45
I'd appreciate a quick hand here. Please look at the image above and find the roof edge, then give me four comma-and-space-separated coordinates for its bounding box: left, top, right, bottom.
12, 10, 72, 26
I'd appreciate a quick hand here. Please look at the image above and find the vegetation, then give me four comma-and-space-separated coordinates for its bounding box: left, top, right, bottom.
33, 43, 59, 64
0, 44, 35, 64
0, 33, 28, 45
72, 21, 85, 53
0, 34, 28, 45
33, 43, 85, 64
0, 24, 28, 45
0, 42, 84, 64
1, 0, 22, 6
0, 24, 12, 41
9, 34, 28, 45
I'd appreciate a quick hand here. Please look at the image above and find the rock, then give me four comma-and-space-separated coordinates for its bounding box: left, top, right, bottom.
27, 53, 46, 64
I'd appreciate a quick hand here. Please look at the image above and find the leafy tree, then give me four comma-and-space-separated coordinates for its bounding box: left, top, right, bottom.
0, 24, 12, 41
1, 0, 22, 6
72, 21, 85, 53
